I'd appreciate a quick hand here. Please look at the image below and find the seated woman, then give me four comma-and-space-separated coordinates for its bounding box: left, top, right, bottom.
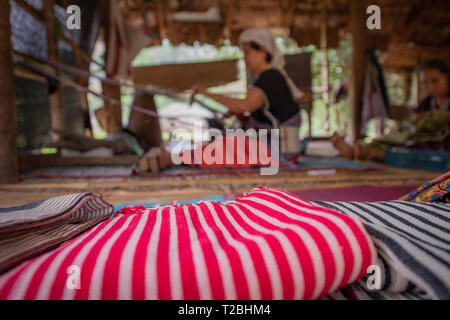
331, 59, 450, 162
156, 27, 304, 171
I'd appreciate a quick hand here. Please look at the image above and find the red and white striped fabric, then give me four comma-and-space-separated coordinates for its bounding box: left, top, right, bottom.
105, 0, 152, 80
0, 188, 377, 300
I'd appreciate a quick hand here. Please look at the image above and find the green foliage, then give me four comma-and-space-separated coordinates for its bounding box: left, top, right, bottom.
40, 148, 58, 155
301, 40, 351, 136
132, 40, 242, 67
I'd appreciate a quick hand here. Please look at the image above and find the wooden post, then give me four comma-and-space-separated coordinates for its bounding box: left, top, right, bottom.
128, 92, 162, 149
307, 97, 313, 138
223, 0, 235, 39
0, 0, 20, 183
320, 3, 330, 134
101, 81, 123, 134
155, 0, 167, 40
44, 0, 66, 136
80, 89, 92, 136
415, 53, 422, 107
349, 0, 367, 141
73, 45, 93, 136
414, 70, 422, 107
402, 72, 412, 106
199, 24, 207, 44
63, 0, 92, 136
283, 0, 298, 30
101, 0, 122, 134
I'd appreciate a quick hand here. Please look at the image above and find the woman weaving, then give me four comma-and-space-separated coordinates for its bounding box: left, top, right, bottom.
192, 28, 303, 136
154, 28, 304, 171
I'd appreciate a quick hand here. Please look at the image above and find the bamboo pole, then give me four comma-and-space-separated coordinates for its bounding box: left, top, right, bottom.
155, 0, 167, 40
403, 72, 412, 106
415, 52, 422, 107
0, 0, 20, 183
101, 81, 123, 134
283, 0, 298, 29
101, 0, 122, 134
349, 0, 367, 141
307, 97, 313, 138
415, 70, 421, 107
64, 0, 92, 136
320, 3, 330, 134
223, 0, 235, 39
129, 92, 162, 148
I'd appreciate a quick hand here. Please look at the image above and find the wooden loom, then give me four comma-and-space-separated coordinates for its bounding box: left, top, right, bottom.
2, 0, 449, 185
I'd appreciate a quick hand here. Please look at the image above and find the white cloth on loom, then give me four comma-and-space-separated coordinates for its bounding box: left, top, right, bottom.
239, 27, 304, 101
106, 0, 152, 79
362, 58, 388, 132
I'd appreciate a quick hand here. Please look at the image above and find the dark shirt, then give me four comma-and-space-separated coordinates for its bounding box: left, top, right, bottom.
417, 95, 450, 113
251, 69, 300, 126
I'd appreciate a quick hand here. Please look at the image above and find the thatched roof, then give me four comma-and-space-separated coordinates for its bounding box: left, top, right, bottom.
118, 0, 450, 71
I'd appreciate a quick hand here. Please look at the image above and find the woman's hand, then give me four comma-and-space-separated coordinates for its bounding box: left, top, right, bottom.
188, 85, 264, 117
191, 84, 208, 96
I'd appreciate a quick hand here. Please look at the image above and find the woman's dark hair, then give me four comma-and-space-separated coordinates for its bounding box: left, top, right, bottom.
418, 59, 449, 75
249, 41, 273, 63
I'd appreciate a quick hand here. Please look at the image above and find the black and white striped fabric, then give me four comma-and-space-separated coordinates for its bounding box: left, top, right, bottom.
314, 200, 450, 300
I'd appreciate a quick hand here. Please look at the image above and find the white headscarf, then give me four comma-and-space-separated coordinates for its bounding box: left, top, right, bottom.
239, 27, 304, 101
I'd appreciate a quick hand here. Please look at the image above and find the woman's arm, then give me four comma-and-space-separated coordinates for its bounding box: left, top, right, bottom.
192, 84, 265, 116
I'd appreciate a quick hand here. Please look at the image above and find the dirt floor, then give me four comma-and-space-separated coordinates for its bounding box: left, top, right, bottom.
0, 165, 441, 207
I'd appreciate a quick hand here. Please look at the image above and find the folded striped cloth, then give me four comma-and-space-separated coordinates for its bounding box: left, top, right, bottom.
0, 187, 376, 300
0, 193, 113, 276
315, 201, 450, 300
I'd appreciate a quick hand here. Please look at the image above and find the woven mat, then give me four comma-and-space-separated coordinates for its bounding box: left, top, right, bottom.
134, 155, 382, 179
36, 165, 134, 179
224, 185, 418, 202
